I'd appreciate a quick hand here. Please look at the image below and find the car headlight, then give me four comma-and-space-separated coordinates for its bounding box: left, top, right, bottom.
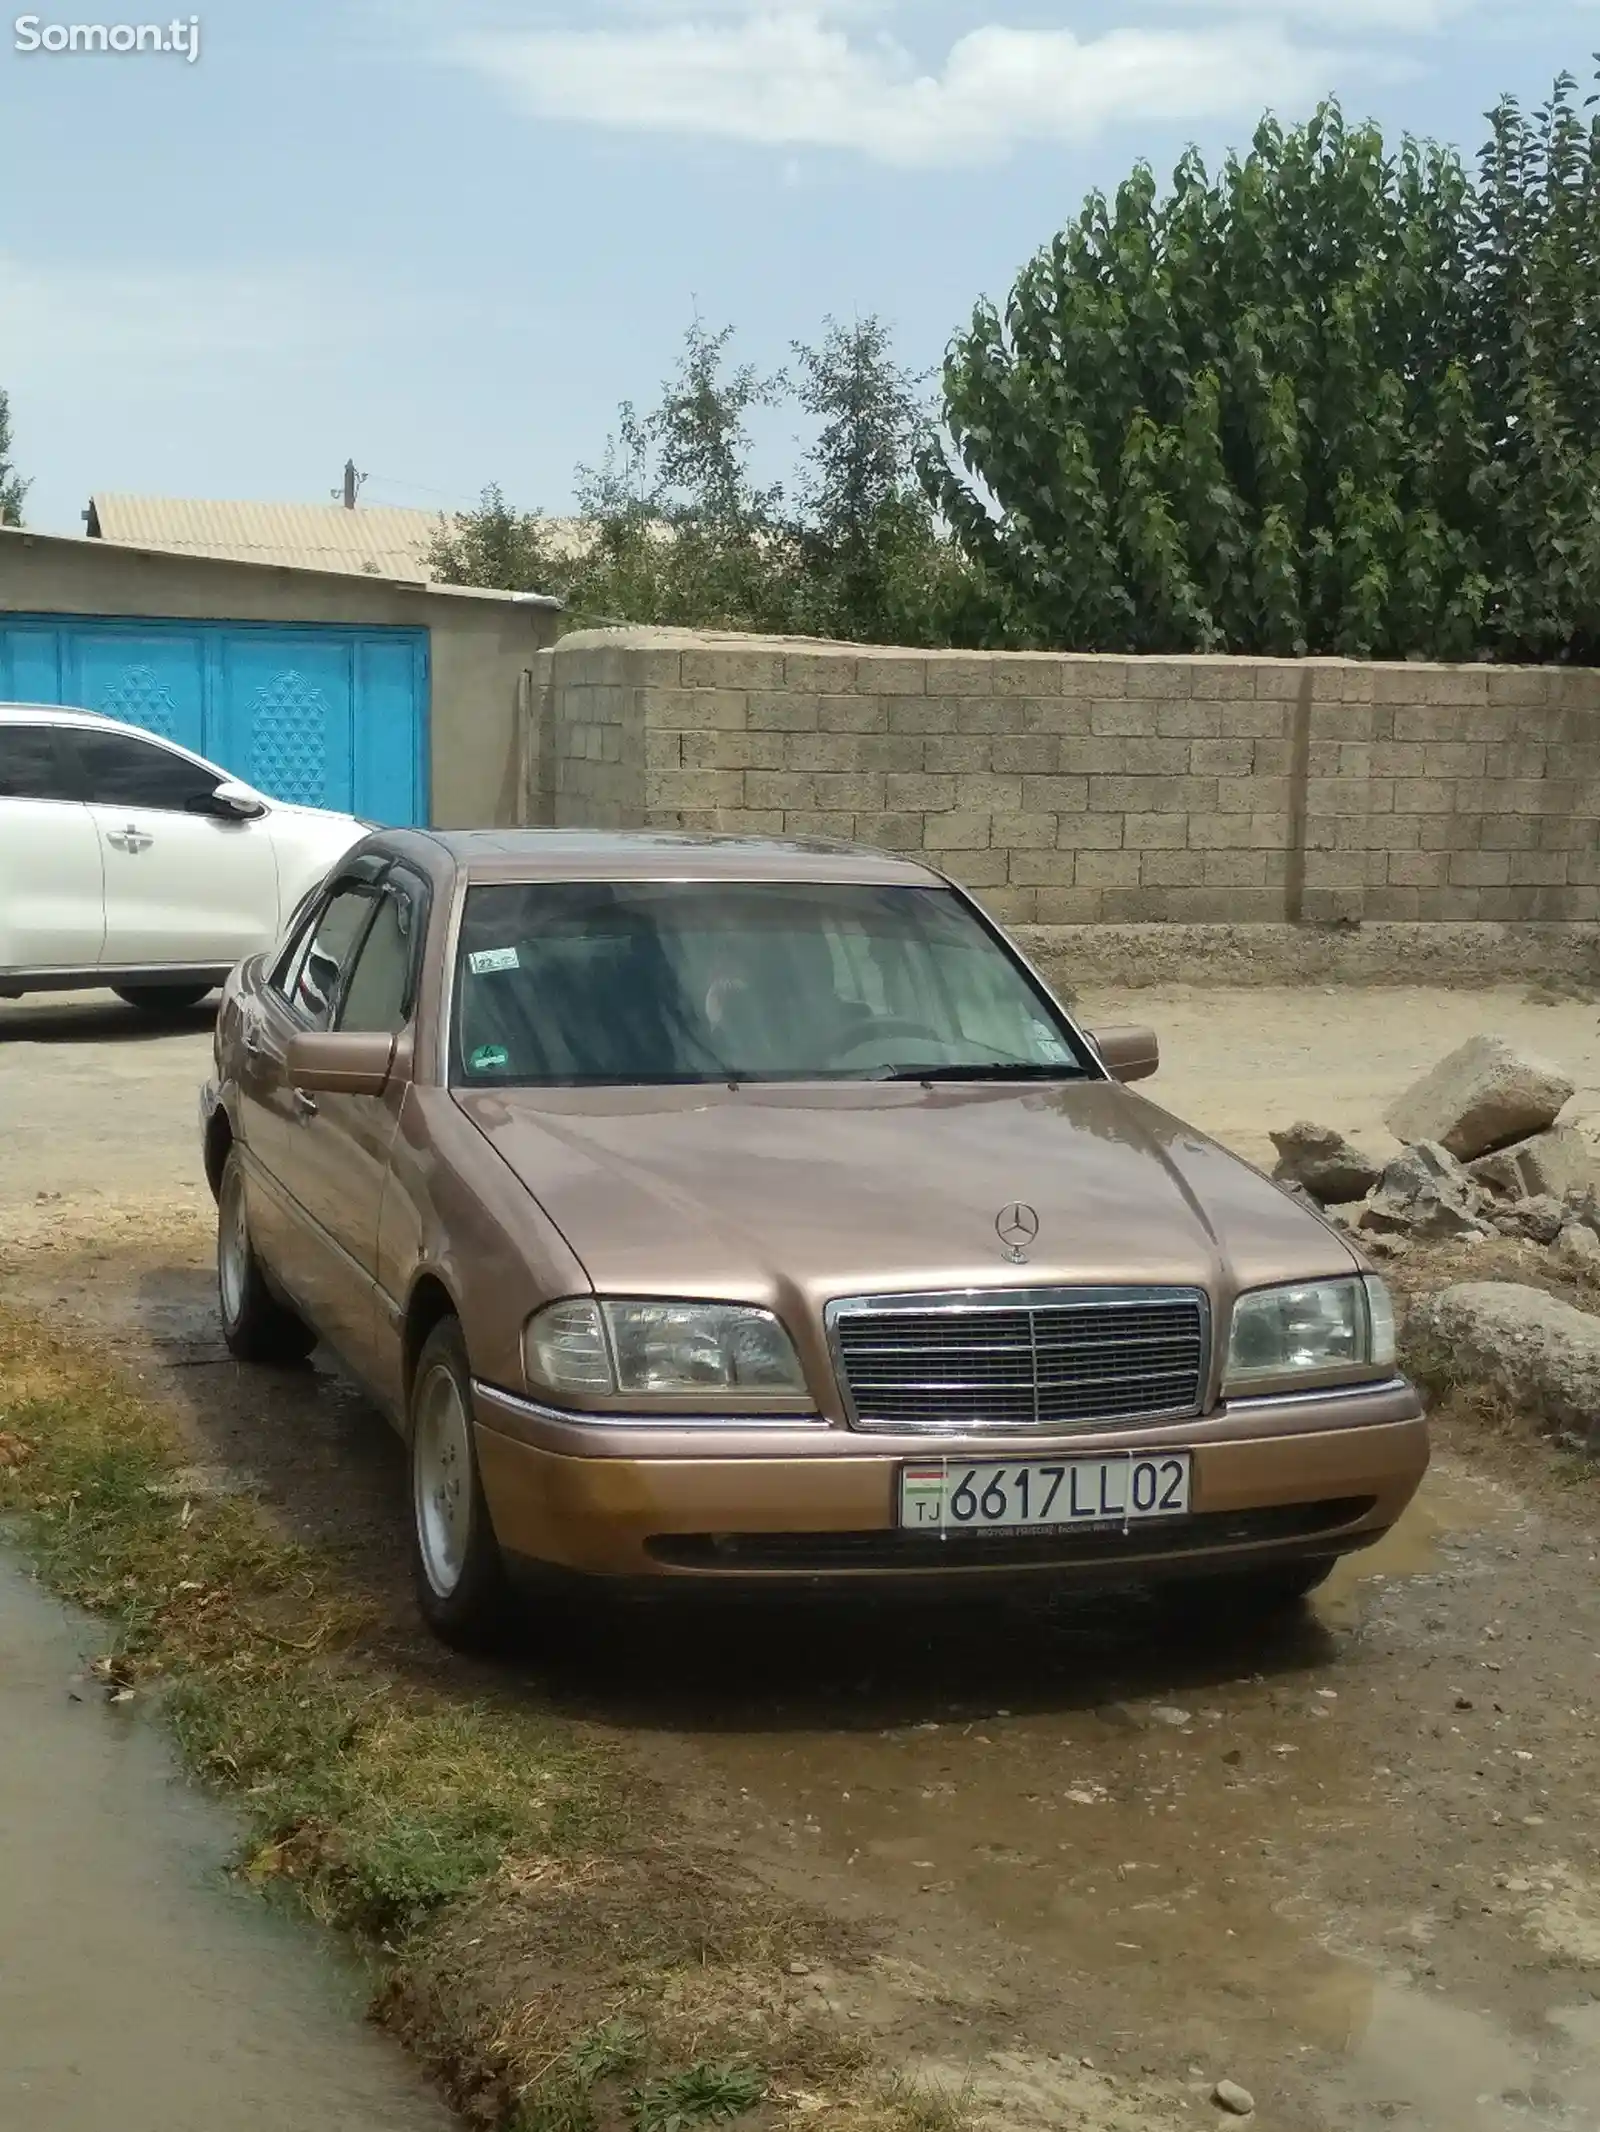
525, 1298, 808, 1400
1225, 1276, 1396, 1393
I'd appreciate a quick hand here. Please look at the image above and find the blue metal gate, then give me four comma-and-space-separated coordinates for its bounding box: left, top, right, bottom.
0, 614, 429, 826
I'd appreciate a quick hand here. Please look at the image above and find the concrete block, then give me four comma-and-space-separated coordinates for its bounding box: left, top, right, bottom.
780, 810, 857, 840
888, 700, 960, 734
1125, 662, 1195, 699
1186, 814, 1256, 850
990, 737, 1065, 775
1074, 849, 1141, 888
1123, 814, 1186, 849
643, 768, 747, 811
1020, 775, 1091, 814
992, 659, 1064, 697
1019, 698, 1093, 736
1052, 813, 1125, 850
955, 773, 1025, 811
981, 888, 1041, 922
681, 729, 785, 772
1009, 851, 1077, 886
745, 771, 818, 810
854, 654, 927, 694
1508, 852, 1570, 886
682, 648, 785, 691
1218, 776, 1290, 814
1139, 850, 1207, 886
923, 811, 994, 850
644, 729, 683, 771
1032, 888, 1107, 922
1089, 701, 1161, 738
1220, 703, 1290, 739
923, 737, 994, 774
1156, 703, 1224, 738
1448, 850, 1513, 887
1188, 740, 1256, 775
1390, 778, 1455, 814
1201, 850, 1270, 887
923, 657, 995, 695
950, 850, 1010, 887
811, 773, 885, 811
1190, 666, 1258, 700
885, 773, 958, 811
851, 812, 925, 851
991, 811, 1060, 850
747, 692, 819, 732
819, 694, 889, 733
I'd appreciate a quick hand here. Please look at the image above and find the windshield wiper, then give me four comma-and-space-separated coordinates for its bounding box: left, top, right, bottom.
871, 1063, 1085, 1083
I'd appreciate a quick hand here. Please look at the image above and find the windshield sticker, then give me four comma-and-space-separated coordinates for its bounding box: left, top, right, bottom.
1030, 1021, 1070, 1063
468, 947, 520, 976
470, 1043, 510, 1073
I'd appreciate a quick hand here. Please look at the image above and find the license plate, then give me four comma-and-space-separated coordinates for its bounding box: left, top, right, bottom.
898, 1454, 1193, 1533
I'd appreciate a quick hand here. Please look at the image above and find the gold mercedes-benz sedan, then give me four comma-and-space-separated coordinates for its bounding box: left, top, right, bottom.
201, 829, 1427, 1644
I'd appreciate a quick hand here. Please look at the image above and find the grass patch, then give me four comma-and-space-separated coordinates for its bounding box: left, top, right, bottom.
0, 1308, 969, 2131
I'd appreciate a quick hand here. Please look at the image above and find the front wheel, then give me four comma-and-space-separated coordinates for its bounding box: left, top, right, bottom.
408, 1318, 510, 1649
217, 1150, 316, 1365
115, 983, 214, 1013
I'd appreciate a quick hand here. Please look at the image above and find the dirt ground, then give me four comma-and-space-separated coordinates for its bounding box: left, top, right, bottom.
3, 985, 1600, 2132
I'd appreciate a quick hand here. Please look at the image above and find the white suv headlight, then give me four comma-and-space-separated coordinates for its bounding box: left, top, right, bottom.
525, 1298, 808, 1400
1225, 1276, 1396, 1394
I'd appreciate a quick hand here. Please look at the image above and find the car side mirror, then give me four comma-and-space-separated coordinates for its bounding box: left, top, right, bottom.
1091, 1026, 1160, 1084
286, 1030, 397, 1097
195, 780, 268, 822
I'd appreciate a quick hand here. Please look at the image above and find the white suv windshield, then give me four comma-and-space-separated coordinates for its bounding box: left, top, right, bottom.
451, 881, 1091, 1087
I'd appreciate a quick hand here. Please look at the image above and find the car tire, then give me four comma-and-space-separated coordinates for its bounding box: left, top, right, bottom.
408, 1317, 510, 1649
115, 983, 214, 1013
216, 1149, 317, 1365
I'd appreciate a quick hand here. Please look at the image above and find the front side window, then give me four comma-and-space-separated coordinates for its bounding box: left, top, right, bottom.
451, 881, 1092, 1088
70, 729, 224, 812
0, 727, 74, 801
290, 887, 376, 1031
338, 882, 418, 1034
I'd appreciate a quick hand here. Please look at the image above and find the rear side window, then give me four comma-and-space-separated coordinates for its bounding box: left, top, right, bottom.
71, 729, 221, 811
0, 726, 74, 801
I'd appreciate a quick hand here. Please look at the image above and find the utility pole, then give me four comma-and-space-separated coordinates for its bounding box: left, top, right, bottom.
335, 459, 365, 509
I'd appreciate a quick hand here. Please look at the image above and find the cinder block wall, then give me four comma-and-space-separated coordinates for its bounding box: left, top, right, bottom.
540, 629, 1600, 978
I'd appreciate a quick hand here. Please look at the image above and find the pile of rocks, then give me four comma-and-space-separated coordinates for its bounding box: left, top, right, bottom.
1270, 1035, 1600, 1265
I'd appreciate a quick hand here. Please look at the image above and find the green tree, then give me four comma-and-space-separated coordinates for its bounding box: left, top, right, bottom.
927, 73, 1600, 662
0, 390, 28, 527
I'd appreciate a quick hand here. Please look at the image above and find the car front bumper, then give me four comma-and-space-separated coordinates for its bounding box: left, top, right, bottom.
470, 1378, 1428, 1583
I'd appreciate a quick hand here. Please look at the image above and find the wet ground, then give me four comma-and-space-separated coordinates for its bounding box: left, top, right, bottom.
4, 987, 1600, 2130
0, 1552, 457, 2132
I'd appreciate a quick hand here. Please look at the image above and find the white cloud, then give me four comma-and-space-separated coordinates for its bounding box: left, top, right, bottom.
444, 7, 1338, 168
1154, 0, 1473, 28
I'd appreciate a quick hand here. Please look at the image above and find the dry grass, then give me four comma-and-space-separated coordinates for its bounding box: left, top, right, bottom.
0, 1306, 970, 2132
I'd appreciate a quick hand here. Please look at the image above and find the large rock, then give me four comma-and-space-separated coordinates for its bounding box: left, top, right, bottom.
1361, 1142, 1491, 1241
1386, 1035, 1574, 1161
1269, 1122, 1383, 1206
1468, 1124, 1597, 1203
1407, 1282, 1600, 1451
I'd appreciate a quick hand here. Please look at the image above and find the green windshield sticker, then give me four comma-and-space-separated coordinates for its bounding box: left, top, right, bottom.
470, 1044, 510, 1073
469, 947, 520, 976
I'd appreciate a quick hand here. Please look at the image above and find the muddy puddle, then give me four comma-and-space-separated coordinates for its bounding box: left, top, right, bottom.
583, 1462, 1600, 2128
0, 1554, 456, 2132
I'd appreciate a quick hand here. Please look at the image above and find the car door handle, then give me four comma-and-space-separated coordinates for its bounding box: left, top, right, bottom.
292, 1089, 319, 1119
243, 1029, 267, 1059
106, 823, 153, 854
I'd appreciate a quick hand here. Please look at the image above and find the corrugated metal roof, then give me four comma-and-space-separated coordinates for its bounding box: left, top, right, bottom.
88, 495, 595, 582
88, 493, 453, 580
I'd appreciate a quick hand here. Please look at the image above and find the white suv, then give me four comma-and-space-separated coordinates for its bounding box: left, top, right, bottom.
0, 704, 368, 1011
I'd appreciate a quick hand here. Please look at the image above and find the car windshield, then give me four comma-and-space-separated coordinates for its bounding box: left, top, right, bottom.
450, 881, 1093, 1088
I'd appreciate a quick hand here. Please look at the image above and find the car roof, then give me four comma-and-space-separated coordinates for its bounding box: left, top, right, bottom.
389, 828, 945, 888
0, 701, 128, 729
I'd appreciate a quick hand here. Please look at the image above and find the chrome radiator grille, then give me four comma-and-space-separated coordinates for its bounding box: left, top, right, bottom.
829, 1288, 1208, 1434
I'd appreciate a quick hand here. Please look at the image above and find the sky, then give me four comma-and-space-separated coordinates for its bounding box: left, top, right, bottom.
0, 0, 1595, 536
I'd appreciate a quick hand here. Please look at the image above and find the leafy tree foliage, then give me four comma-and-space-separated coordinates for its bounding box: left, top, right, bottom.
430, 318, 993, 644
0, 390, 27, 527
927, 72, 1600, 662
